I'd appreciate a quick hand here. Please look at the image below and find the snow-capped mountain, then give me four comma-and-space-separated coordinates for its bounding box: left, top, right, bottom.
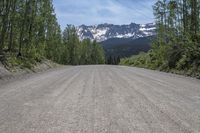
76, 23, 156, 42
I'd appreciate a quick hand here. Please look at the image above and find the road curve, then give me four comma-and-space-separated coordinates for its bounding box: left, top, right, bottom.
0, 65, 200, 133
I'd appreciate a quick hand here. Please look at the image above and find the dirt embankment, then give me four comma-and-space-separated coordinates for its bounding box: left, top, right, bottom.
0, 59, 60, 82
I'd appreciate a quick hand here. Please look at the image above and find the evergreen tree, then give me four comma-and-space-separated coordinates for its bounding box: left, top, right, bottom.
0, 1, 105, 66
120, 0, 200, 78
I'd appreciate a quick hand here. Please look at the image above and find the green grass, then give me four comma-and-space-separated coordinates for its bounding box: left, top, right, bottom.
1, 52, 44, 72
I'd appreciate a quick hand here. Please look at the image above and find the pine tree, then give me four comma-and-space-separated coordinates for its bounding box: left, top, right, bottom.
0, 0, 105, 66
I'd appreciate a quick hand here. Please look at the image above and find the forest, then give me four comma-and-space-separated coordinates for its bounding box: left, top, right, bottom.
0, 0, 105, 69
1, 0, 200, 78
120, 0, 200, 78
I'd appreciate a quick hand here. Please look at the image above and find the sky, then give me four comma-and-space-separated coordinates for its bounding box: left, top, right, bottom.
53, 0, 155, 30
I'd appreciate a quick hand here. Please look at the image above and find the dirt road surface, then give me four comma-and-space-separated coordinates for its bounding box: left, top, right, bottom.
0, 65, 200, 133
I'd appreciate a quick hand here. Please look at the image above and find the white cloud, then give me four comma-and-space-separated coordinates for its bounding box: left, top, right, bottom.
53, 0, 155, 29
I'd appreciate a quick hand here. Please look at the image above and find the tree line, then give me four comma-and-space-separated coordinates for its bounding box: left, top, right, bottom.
120, 0, 200, 78
0, 0, 105, 66
106, 56, 120, 65
62, 25, 105, 65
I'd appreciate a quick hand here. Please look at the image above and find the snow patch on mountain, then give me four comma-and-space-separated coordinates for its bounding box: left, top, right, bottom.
76, 23, 156, 42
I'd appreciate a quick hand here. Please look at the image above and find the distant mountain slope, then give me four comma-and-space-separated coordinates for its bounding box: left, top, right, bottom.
101, 36, 155, 58
77, 23, 156, 42
76, 23, 156, 59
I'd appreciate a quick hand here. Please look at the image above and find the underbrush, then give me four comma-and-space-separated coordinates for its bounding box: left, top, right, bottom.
0, 52, 44, 72
120, 43, 200, 79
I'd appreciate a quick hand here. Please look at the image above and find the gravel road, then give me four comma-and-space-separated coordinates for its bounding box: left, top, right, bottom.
0, 65, 200, 133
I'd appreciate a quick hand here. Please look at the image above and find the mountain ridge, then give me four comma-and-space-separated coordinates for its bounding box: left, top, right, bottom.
76, 22, 156, 42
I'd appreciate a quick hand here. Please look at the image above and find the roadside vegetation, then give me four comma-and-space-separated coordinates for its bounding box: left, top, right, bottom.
0, 0, 105, 71
120, 0, 200, 78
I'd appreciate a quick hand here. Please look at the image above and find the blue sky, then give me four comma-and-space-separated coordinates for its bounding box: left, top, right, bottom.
53, 0, 155, 29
